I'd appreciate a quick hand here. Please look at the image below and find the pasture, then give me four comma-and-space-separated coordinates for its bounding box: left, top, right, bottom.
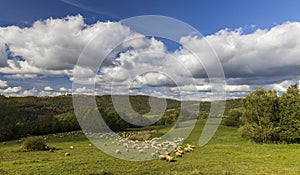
1, 119, 300, 175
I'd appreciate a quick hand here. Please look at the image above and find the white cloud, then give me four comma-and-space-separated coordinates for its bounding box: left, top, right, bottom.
181, 22, 300, 78
59, 87, 67, 92
225, 85, 251, 92
265, 79, 298, 92
22, 88, 38, 96
0, 15, 299, 100
44, 86, 53, 91
0, 86, 23, 95
0, 80, 8, 87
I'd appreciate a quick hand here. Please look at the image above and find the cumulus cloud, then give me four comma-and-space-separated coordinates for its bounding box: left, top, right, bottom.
187, 22, 300, 78
0, 15, 299, 99
0, 80, 8, 87
59, 87, 67, 92
44, 86, 53, 91
0, 86, 23, 96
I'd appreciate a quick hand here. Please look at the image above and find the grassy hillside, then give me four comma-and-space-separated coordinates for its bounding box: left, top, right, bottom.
1, 119, 299, 175
0, 95, 242, 141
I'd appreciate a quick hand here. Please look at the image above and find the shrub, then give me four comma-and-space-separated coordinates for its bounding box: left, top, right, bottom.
22, 136, 48, 151
222, 108, 242, 127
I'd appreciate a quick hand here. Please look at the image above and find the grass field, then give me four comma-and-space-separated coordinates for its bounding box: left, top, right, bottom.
1, 119, 300, 175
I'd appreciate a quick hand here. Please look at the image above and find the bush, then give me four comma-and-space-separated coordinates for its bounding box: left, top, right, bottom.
22, 136, 48, 151
222, 108, 242, 127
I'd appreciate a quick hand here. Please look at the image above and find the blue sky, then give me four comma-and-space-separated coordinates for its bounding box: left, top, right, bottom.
1, 0, 300, 34
0, 0, 299, 100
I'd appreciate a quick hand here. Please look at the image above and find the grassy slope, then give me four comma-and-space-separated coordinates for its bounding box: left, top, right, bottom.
1, 120, 300, 175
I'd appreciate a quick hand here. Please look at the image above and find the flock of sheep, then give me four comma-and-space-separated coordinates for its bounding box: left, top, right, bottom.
85, 131, 196, 162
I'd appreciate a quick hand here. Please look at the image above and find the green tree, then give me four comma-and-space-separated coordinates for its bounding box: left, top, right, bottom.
0, 97, 17, 141
239, 88, 280, 143
278, 84, 300, 143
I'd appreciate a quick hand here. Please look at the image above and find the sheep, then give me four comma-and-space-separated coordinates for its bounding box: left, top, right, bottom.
115, 149, 121, 154
65, 152, 70, 156
49, 148, 54, 152
125, 148, 129, 152
184, 147, 190, 152
69, 146, 74, 149
187, 144, 195, 149
175, 151, 182, 157
176, 150, 184, 154
187, 147, 194, 152
139, 149, 145, 154
89, 144, 92, 147
183, 146, 194, 152
151, 152, 156, 158
165, 155, 174, 162
158, 155, 166, 160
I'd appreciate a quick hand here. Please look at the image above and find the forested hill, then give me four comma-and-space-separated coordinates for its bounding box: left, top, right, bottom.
0, 94, 242, 141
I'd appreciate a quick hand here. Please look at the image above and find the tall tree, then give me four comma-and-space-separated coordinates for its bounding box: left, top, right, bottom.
279, 84, 300, 143
239, 88, 280, 143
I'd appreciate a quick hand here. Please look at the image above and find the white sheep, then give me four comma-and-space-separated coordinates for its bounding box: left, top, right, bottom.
69, 146, 74, 149
165, 155, 174, 162
151, 152, 156, 158
139, 149, 145, 154
175, 151, 182, 157
115, 149, 121, 154
184, 147, 190, 152
158, 155, 166, 160
177, 150, 184, 154
65, 152, 70, 156
187, 144, 195, 149
125, 148, 129, 152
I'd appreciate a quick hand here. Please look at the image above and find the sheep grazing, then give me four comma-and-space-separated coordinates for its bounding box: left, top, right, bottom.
175, 152, 182, 157
177, 150, 184, 154
65, 152, 70, 156
139, 149, 145, 154
158, 155, 166, 160
125, 148, 129, 152
184, 147, 190, 152
165, 155, 174, 162
115, 149, 121, 154
177, 146, 183, 150
69, 146, 74, 149
187, 144, 195, 149
151, 152, 156, 158
89, 144, 92, 147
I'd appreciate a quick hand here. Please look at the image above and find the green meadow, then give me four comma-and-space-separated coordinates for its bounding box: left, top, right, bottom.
1, 119, 299, 175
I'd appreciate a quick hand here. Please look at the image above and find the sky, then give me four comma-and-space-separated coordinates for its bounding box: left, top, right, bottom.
0, 0, 299, 101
